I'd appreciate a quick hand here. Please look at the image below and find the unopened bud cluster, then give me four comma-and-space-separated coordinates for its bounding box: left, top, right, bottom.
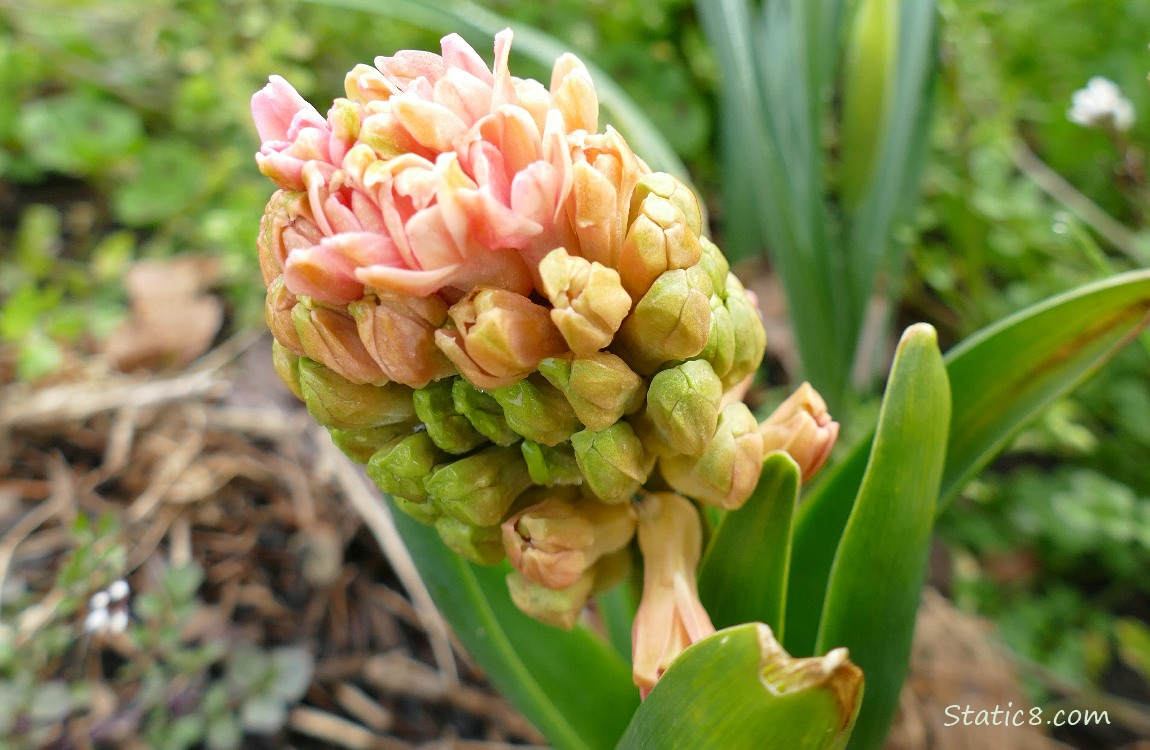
253, 31, 837, 696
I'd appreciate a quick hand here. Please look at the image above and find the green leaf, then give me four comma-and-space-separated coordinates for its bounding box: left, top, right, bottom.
814, 324, 950, 750
786, 270, 1150, 657
940, 269, 1150, 503
699, 452, 801, 636
17, 90, 143, 176
388, 497, 638, 750
618, 623, 862, 750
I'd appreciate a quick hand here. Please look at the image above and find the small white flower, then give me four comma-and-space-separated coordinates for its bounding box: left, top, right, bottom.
107, 609, 130, 634
107, 579, 130, 602
84, 607, 110, 634
88, 591, 110, 610
1068, 76, 1136, 131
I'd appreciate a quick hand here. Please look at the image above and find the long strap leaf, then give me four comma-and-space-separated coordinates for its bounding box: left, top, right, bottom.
815, 323, 950, 750
785, 270, 1150, 657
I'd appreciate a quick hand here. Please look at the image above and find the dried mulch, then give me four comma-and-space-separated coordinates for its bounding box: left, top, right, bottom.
0, 334, 546, 749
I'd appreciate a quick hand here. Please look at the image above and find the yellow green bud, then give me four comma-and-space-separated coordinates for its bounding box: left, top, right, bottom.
643, 359, 723, 457
272, 340, 303, 400
298, 359, 416, 430
452, 379, 519, 447
628, 172, 703, 237
521, 441, 583, 486
538, 352, 644, 432
293, 301, 387, 385
435, 516, 505, 566
617, 193, 703, 300
503, 492, 637, 590
329, 423, 416, 463
660, 402, 765, 510
699, 295, 736, 383
613, 265, 713, 375
723, 274, 767, 389
491, 374, 582, 447
538, 248, 631, 354
394, 494, 440, 525
413, 378, 487, 455
427, 445, 532, 527
365, 431, 444, 503
506, 569, 595, 630
697, 237, 730, 297
571, 422, 653, 503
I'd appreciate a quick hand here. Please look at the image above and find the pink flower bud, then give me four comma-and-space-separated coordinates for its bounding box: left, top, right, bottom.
759, 382, 840, 481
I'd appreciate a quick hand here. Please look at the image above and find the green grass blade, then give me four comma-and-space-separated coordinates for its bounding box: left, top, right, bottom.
618, 623, 863, 750
389, 498, 638, 750
698, 452, 801, 636
300, 0, 689, 180
786, 270, 1150, 658
814, 324, 950, 750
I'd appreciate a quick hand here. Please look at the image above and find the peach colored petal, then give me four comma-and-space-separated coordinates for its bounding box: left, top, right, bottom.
491, 29, 516, 109
251, 75, 325, 143
404, 204, 465, 269
434, 67, 493, 126
475, 106, 542, 178
392, 95, 469, 152
374, 49, 445, 90
284, 231, 398, 304
356, 263, 462, 297
440, 33, 494, 86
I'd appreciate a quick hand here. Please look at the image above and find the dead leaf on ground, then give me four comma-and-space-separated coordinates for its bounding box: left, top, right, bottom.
103, 255, 224, 371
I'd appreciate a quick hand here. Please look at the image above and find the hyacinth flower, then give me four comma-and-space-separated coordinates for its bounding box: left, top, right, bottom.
251, 28, 847, 709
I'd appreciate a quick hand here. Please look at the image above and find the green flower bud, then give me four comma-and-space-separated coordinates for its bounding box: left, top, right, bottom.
660, 402, 765, 510
272, 340, 303, 400
394, 494, 440, 525
298, 359, 416, 430
628, 172, 703, 238
435, 515, 505, 566
521, 441, 583, 486
698, 237, 730, 297
503, 492, 636, 589
723, 274, 767, 388
538, 352, 644, 432
426, 445, 532, 527
491, 374, 582, 447
329, 423, 416, 463
506, 569, 595, 630
643, 359, 723, 457
613, 265, 713, 375
452, 379, 518, 447
413, 378, 487, 455
293, 301, 388, 385
699, 295, 736, 383
617, 193, 703, 300
571, 422, 653, 503
365, 431, 443, 503
539, 248, 631, 354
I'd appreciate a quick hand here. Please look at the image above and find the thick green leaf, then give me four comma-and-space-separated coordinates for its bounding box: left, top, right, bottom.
786, 270, 1150, 658
618, 623, 862, 750
940, 269, 1150, 502
814, 324, 950, 750
388, 498, 638, 750
698, 452, 801, 636
301, 0, 688, 181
